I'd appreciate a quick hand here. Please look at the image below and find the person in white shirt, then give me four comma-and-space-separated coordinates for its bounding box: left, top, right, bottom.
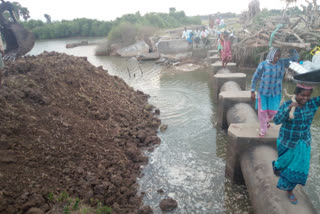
194, 28, 201, 47
201, 27, 209, 46
182, 27, 193, 46
181, 27, 189, 39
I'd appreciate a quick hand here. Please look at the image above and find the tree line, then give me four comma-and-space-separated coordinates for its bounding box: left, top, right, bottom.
19, 8, 201, 40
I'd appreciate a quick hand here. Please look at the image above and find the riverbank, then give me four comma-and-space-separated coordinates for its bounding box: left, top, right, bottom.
0, 52, 161, 213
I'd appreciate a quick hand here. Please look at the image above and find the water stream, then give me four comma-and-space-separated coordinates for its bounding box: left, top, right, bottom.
29, 38, 320, 213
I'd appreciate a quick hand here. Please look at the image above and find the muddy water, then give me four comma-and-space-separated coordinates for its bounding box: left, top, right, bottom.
29, 39, 320, 213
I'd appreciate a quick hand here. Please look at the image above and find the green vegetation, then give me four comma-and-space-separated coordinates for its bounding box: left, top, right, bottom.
112, 10, 201, 29
106, 9, 200, 45
21, 8, 201, 40
22, 18, 112, 39
6, 1, 30, 21
45, 191, 112, 214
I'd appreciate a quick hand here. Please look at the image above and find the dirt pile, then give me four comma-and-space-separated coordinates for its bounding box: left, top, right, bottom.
0, 52, 161, 214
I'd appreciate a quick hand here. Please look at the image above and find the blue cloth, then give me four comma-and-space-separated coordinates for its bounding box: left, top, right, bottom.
251, 52, 299, 96
187, 32, 193, 44
256, 94, 281, 111
275, 139, 311, 191
273, 96, 320, 148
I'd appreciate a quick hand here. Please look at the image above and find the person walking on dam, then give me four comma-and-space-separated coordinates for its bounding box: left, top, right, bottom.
272, 84, 320, 204
250, 47, 299, 137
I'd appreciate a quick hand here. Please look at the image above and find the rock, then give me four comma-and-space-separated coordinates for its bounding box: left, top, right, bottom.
138, 52, 160, 61
0, 150, 17, 163
138, 205, 153, 214
0, 192, 8, 211
160, 124, 168, 132
66, 41, 88, 49
26, 207, 44, 214
159, 197, 178, 212
117, 41, 149, 57
144, 104, 154, 111
155, 58, 166, 64
137, 130, 147, 142
157, 39, 191, 54
157, 189, 164, 194
21, 194, 45, 211
154, 109, 160, 115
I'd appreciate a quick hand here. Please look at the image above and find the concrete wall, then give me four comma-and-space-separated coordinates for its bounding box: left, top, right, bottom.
157, 39, 191, 54
157, 39, 210, 55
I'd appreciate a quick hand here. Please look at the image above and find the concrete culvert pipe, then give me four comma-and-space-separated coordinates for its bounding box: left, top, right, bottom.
216, 68, 231, 74
226, 103, 258, 126
220, 81, 242, 93
240, 145, 318, 214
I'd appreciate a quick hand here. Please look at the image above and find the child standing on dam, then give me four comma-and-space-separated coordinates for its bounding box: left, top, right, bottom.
272, 84, 319, 204
251, 48, 299, 137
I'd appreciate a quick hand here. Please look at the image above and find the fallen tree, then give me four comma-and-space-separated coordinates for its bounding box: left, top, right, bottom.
233, 0, 320, 66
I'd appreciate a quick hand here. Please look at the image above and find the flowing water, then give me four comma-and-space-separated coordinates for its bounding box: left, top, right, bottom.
29, 38, 320, 213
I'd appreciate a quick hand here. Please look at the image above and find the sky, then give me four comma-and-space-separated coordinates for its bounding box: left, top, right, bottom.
16, 0, 307, 22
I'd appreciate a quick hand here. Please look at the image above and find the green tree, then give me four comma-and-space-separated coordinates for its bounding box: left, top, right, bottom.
11, 2, 30, 21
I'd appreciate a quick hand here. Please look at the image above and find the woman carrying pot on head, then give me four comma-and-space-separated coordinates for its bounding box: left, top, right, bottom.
272, 84, 320, 204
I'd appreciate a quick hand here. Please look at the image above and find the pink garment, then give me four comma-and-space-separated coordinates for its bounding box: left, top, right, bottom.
258, 93, 277, 135
222, 40, 232, 62
297, 83, 313, 90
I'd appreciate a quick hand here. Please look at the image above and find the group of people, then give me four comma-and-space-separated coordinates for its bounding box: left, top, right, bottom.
181, 26, 210, 48
251, 47, 320, 204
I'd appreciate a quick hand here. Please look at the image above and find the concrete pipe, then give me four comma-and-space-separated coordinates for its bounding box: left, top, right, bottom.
216, 68, 231, 74
226, 103, 258, 126
220, 81, 242, 93
240, 145, 318, 214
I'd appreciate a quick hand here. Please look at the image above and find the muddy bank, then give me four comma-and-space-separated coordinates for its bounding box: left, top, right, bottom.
0, 52, 161, 214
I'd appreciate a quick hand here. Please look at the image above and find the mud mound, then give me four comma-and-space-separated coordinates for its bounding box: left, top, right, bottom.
0, 52, 161, 214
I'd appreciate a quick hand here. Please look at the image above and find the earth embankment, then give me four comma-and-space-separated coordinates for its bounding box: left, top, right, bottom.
0, 52, 161, 213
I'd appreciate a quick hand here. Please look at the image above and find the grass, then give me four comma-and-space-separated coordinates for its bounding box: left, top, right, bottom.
46, 191, 112, 214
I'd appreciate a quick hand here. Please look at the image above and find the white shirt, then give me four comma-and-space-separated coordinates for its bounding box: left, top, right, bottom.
182, 30, 189, 39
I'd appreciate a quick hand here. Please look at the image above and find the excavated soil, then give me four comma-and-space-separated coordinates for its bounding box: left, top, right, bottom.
0, 52, 161, 214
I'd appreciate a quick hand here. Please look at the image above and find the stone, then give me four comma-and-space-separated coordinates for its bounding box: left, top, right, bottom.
138, 205, 153, 214
25, 207, 44, 214
117, 41, 150, 57
159, 197, 178, 212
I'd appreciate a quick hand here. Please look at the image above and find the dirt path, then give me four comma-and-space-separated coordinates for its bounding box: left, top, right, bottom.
0, 52, 161, 214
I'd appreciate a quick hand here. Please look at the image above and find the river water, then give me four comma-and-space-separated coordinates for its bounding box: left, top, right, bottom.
29, 38, 320, 213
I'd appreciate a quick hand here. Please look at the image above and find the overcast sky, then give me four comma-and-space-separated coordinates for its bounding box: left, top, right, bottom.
16, 0, 306, 21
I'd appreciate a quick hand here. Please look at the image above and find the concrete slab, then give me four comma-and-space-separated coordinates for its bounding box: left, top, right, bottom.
211, 61, 237, 73
226, 123, 280, 183
210, 73, 247, 102
157, 39, 192, 54
207, 49, 218, 57
217, 91, 254, 129
241, 145, 318, 214
216, 68, 231, 74
207, 54, 220, 64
